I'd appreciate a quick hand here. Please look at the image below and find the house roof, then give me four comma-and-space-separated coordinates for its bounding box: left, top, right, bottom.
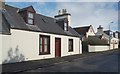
73, 25, 91, 36
103, 30, 112, 36
86, 36, 108, 45
92, 35, 103, 39
0, 11, 11, 35
1, 5, 80, 37
19, 6, 36, 13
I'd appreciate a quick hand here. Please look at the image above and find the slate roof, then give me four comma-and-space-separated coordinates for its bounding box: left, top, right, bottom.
92, 35, 103, 39
0, 11, 11, 35
103, 30, 112, 36
73, 26, 91, 36
87, 36, 108, 45
1, 5, 80, 37
19, 6, 36, 12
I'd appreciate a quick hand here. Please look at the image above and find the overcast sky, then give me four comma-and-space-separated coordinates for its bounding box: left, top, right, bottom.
6, 0, 119, 32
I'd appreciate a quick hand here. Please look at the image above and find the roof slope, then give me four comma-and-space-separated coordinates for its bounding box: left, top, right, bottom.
0, 11, 10, 35
2, 5, 80, 37
74, 26, 90, 36
86, 36, 108, 45
104, 30, 112, 36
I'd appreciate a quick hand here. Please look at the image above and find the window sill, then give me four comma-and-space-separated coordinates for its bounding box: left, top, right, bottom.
39, 52, 50, 55
26, 23, 35, 26
68, 50, 73, 52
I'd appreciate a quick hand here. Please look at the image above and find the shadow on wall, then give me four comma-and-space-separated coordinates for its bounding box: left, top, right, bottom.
3, 45, 25, 64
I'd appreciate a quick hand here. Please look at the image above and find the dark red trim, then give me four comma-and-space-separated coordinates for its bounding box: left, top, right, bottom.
39, 35, 50, 55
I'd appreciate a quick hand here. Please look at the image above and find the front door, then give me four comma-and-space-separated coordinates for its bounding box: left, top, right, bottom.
55, 38, 61, 57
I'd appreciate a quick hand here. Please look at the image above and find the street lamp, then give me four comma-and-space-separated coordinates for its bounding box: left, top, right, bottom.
109, 21, 114, 50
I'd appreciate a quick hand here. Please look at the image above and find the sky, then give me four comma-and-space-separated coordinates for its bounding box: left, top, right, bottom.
5, 0, 120, 32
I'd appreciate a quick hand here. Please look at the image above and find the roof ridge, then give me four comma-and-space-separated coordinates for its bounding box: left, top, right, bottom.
36, 13, 55, 20
5, 4, 19, 9
73, 25, 91, 29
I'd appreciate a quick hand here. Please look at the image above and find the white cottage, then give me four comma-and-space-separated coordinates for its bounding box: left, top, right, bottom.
0, 5, 82, 64
96, 25, 119, 49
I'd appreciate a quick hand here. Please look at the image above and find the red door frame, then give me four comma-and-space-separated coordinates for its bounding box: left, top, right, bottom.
55, 38, 61, 57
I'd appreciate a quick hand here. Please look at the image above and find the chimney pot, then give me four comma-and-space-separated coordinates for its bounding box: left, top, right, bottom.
58, 10, 61, 15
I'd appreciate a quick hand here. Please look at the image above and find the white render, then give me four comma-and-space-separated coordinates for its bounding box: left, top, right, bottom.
96, 25, 119, 49
0, 34, 2, 64
86, 26, 95, 37
110, 37, 119, 49
0, 29, 82, 64
88, 45, 109, 52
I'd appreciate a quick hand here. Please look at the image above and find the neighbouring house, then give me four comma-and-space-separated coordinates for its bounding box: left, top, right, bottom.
73, 25, 95, 52
86, 36, 109, 52
0, 4, 82, 64
96, 25, 119, 49
73, 25, 95, 41
113, 31, 120, 48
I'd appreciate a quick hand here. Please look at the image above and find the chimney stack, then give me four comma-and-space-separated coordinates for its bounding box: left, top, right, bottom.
97, 25, 103, 33
55, 9, 71, 26
58, 10, 61, 15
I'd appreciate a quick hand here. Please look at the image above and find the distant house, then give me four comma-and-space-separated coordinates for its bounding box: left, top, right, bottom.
0, 5, 82, 64
113, 31, 120, 48
74, 25, 95, 41
96, 25, 119, 49
74, 25, 97, 52
86, 36, 109, 52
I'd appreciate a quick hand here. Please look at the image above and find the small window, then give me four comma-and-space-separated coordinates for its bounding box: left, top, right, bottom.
64, 22, 68, 31
28, 12, 34, 25
28, 19, 33, 24
68, 39, 73, 52
28, 12, 33, 18
39, 35, 50, 55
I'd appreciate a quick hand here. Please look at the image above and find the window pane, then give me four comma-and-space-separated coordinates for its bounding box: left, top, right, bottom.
44, 45, 48, 52
69, 46, 71, 50
28, 12, 33, 18
64, 23, 67, 31
69, 39, 73, 52
40, 37, 42, 44
64, 26, 67, 31
39, 35, 50, 55
44, 37, 47, 44
40, 45, 42, 52
69, 41, 71, 45
64, 23, 67, 26
28, 19, 33, 24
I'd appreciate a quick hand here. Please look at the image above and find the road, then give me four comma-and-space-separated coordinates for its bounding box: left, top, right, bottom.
20, 50, 119, 72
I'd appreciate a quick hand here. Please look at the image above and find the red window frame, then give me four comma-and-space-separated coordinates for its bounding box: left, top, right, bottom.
39, 35, 50, 55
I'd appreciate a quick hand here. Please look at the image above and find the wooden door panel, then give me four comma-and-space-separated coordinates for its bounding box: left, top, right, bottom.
55, 38, 61, 57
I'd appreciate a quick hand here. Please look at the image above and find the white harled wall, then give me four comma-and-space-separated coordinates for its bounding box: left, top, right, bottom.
86, 27, 95, 37
88, 45, 109, 52
0, 34, 2, 64
0, 29, 81, 64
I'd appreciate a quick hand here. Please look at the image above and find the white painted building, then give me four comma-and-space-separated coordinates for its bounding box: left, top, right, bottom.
74, 25, 95, 41
96, 25, 119, 49
0, 5, 82, 64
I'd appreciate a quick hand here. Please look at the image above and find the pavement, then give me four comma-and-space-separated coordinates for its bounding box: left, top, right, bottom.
1, 48, 120, 74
